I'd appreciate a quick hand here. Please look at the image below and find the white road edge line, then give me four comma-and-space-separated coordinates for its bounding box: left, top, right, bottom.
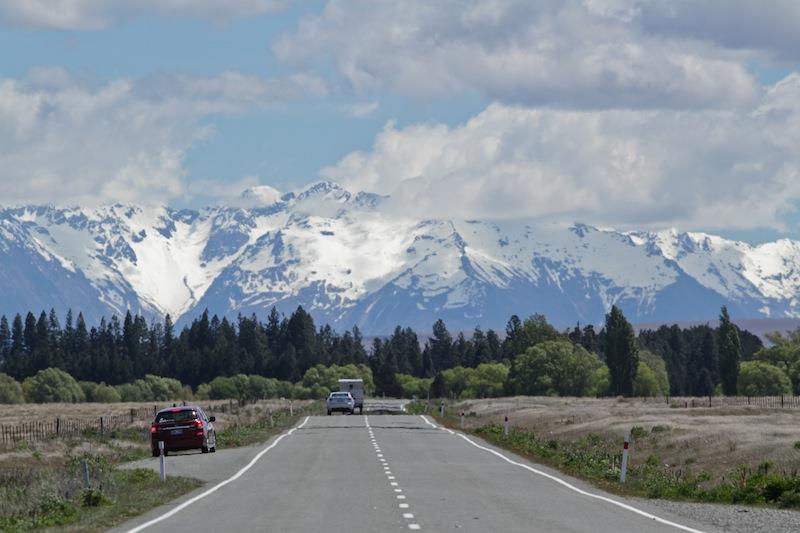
125, 416, 311, 533
419, 416, 707, 533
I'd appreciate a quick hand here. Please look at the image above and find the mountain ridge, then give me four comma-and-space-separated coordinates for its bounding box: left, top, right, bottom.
2, 181, 800, 334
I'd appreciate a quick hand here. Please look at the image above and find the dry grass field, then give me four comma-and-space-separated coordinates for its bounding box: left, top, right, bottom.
455, 396, 800, 483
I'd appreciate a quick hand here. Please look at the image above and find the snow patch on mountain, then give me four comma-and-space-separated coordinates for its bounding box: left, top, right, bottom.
3, 181, 800, 332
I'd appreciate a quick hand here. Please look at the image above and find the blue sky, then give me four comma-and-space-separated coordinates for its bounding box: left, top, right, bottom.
0, 1, 798, 243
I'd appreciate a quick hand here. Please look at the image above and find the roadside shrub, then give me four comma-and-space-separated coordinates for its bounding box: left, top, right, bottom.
738, 361, 792, 396
22, 368, 85, 403
0, 373, 24, 404
92, 383, 121, 403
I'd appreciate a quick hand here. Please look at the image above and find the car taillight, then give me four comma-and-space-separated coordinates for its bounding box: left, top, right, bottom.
150, 424, 157, 434
195, 419, 203, 429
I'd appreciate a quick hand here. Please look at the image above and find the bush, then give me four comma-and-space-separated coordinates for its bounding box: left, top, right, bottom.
397, 374, 433, 398
738, 361, 792, 396
0, 373, 24, 404
508, 340, 603, 396
92, 383, 121, 403
21, 368, 85, 403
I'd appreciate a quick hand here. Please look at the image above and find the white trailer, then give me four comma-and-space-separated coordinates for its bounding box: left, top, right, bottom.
338, 379, 364, 414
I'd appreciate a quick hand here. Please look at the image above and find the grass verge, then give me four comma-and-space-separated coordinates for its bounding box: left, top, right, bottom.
457, 419, 800, 509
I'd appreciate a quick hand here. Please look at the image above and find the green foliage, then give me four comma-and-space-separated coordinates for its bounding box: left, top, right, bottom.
633, 362, 662, 396
603, 306, 638, 396
300, 364, 374, 397
115, 374, 183, 402
738, 361, 792, 396
718, 306, 742, 395
92, 383, 121, 403
397, 374, 433, 398
80, 488, 110, 508
438, 363, 510, 398
0, 373, 24, 404
508, 340, 602, 396
638, 350, 669, 395
21, 367, 85, 403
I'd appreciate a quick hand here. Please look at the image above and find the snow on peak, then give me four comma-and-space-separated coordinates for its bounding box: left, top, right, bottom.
238, 185, 282, 207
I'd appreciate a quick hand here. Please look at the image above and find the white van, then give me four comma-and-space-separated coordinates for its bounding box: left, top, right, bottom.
338, 379, 364, 414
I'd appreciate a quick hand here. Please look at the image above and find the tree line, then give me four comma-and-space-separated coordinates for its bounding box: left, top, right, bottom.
0, 304, 773, 399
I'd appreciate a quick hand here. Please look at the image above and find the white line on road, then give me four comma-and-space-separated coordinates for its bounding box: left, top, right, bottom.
419, 416, 707, 533
125, 416, 310, 533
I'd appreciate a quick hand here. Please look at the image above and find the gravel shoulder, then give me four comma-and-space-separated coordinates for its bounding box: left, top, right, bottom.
634, 498, 800, 533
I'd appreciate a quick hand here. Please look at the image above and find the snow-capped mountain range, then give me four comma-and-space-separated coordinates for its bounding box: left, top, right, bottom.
2, 180, 800, 334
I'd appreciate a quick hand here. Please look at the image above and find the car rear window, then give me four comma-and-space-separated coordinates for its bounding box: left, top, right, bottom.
331, 393, 350, 398
155, 410, 197, 423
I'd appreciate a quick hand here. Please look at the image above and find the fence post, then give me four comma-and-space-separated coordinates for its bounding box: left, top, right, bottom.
83, 459, 90, 488
99, 417, 104, 435
782, 395, 785, 408
56, 418, 60, 436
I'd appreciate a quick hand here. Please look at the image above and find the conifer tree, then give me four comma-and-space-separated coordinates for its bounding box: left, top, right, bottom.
602, 305, 638, 396
718, 306, 741, 395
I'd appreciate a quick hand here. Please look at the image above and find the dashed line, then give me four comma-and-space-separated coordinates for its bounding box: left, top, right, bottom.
368, 415, 422, 531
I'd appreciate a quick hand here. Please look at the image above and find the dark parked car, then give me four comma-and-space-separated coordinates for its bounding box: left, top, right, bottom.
150, 406, 217, 456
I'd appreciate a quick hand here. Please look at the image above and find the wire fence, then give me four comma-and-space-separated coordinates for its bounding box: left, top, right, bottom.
0, 399, 290, 446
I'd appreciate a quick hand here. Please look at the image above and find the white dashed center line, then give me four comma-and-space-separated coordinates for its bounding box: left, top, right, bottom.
365, 415, 422, 531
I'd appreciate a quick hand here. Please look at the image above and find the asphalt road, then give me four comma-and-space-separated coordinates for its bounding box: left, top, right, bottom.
115, 415, 722, 533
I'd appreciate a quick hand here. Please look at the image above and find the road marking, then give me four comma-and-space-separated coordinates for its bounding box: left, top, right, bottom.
409, 524, 421, 530
397, 495, 406, 499
125, 416, 310, 533
403, 513, 414, 519
399, 503, 409, 508
420, 416, 708, 533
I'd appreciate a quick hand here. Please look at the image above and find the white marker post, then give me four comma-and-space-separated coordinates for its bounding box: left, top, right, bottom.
460, 411, 465, 429
620, 432, 630, 483
289, 401, 293, 417
440, 401, 444, 417
159, 441, 166, 481
504, 416, 509, 436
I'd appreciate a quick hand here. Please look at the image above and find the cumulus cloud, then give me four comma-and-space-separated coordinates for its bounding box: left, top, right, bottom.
275, 0, 761, 109
0, 68, 324, 206
321, 74, 800, 231
0, 0, 289, 29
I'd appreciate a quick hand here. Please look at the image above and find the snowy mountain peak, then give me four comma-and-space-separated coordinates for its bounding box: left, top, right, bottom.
2, 192, 800, 333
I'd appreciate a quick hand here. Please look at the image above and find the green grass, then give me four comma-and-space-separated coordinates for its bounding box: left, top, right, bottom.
470, 422, 800, 509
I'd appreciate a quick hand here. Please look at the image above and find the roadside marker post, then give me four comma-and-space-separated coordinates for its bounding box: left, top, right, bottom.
440, 401, 445, 417
460, 412, 465, 429
82, 459, 90, 488
504, 416, 509, 436
289, 401, 293, 417
159, 441, 166, 481
620, 432, 630, 483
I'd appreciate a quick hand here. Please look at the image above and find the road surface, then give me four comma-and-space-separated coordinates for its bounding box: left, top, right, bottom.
115, 415, 721, 533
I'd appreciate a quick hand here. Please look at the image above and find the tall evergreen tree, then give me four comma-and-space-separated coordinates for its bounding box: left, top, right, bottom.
718, 306, 741, 395
602, 305, 638, 396
428, 319, 453, 371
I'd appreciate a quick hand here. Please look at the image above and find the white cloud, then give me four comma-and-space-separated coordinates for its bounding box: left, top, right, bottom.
0, 68, 324, 206
321, 74, 800, 231
339, 101, 379, 118
0, 0, 289, 29
275, 0, 761, 109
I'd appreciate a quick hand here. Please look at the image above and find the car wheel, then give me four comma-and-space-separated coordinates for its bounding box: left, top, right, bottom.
202, 445, 209, 453
327, 410, 331, 415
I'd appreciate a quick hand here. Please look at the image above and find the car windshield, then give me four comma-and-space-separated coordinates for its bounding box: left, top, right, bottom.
155, 410, 196, 423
